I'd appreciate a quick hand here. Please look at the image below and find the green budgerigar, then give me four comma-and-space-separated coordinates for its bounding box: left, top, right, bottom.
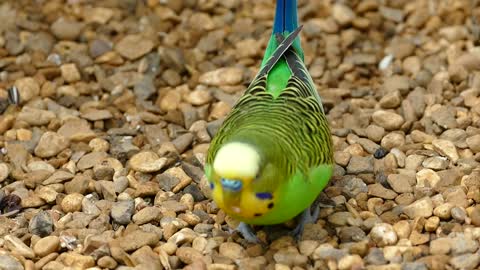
204, 0, 334, 243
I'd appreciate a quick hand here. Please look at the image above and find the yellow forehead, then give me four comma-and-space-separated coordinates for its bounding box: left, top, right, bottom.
213, 142, 260, 180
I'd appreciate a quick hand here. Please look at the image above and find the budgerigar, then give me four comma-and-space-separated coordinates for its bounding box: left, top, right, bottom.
204, 0, 334, 243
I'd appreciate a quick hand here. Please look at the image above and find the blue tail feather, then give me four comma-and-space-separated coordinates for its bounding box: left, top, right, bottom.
273, 0, 298, 34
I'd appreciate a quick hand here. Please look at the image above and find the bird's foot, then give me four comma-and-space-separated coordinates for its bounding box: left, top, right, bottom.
290, 204, 321, 241
236, 222, 263, 244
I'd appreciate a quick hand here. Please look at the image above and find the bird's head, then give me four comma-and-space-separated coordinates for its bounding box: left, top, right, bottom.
208, 142, 277, 221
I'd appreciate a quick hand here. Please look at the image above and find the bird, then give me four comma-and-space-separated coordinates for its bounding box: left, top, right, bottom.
204, 0, 334, 243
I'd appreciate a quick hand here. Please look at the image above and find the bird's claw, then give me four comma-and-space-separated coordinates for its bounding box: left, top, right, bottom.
236, 222, 264, 244
290, 204, 321, 241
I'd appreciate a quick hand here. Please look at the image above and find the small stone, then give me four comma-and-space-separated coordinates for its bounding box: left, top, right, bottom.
34, 132, 69, 158
29, 210, 54, 237
434, 203, 454, 220
451, 207, 467, 222
387, 174, 413, 193
81, 109, 113, 121
57, 252, 95, 269
115, 35, 154, 60
372, 110, 405, 130
470, 206, 480, 226
0, 163, 9, 183
416, 169, 441, 188
219, 242, 247, 260
347, 156, 374, 174
17, 107, 56, 126
114, 230, 160, 252
312, 244, 348, 260
424, 216, 440, 232
393, 220, 411, 239
432, 139, 459, 163
0, 254, 23, 270
366, 125, 385, 142
61, 193, 84, 213
332, 4, 356, 25
51, 18, 83, 40
368, 183, 398, 199
97, 256, 117, 269
374, 147, 388, 159
14, 77, 40, 103
381, 132, 405, 150
129, 151, 167, 173
4, 235, 35, 259
328, 212, 353, 226
466, 134, 480, 153
111, 200, 135, 225
422, 156, 448, 170
403, 197, 433, 219
176, 247, 204, 264
379, 90, 402, 109
449, 253, 480, 270
369, 223, 398, 247
132, 206, 162, 225
199, 67, 243, 86
338, 254, 364, 270
60, 63, 81, 83
185, 89, 212, 106
33, 236, 60, 257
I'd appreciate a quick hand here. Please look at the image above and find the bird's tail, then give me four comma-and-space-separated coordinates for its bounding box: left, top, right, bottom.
273, 0, 298, 35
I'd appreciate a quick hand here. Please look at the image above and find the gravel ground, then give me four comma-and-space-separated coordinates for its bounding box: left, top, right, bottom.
0, 0, 480, 269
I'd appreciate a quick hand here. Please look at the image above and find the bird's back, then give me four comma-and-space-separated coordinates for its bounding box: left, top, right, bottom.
207, 74, 333, 177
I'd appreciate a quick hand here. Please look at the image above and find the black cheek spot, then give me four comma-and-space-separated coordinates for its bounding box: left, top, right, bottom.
209, 182, 214, 189
254, 213, 262, 217
267, 202, 274, 209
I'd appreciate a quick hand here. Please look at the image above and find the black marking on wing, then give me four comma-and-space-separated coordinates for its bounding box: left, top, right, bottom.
255, 26, 303, 79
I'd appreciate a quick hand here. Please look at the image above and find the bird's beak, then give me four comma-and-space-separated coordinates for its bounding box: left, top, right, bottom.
222, 190, 242, 214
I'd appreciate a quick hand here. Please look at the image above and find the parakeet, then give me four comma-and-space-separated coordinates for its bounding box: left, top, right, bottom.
204, 0, 334, 243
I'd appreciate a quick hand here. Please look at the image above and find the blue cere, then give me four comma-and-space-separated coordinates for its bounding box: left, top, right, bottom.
256, 192, 273, 200
221, 178, 243, 191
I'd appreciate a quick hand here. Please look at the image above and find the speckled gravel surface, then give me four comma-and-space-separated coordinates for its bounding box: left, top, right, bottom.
1, 0, 480, 269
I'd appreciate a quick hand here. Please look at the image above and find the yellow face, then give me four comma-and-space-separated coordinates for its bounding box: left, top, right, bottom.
210, 142, 277, 220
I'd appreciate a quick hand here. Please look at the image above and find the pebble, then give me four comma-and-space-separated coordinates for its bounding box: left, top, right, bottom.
29, 210, 54, 237
14, 77, 40, 104
34, 132, 69, 158
416, 169, 440, 188
372, 110, 405, 130
60, 63, 81, 83
115, 35, 154, 60
0, 255, 23, 270
432, 139, 459, 163
34, 236, 60, 257
332, 4, 356, 25
449, 253, 480, 270
129, 151, 167, 173
219, 242, 247, 260
61, 193, 84, 213
51, 18, 83, 40
403, 197, 433, 219
4, 234, 35, 259
114, 230, 160, 252
199, 67, 244, 86
370, 223, 398, 247
132, 206, 162, 225
347, 156, 374, 174
111, 200, 135, 225
387, 174, 413, 193
368, 183, 398, 200
0, 162, 9, 182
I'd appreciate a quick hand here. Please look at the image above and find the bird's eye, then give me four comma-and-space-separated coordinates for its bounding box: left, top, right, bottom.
255, 192, 273, 200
